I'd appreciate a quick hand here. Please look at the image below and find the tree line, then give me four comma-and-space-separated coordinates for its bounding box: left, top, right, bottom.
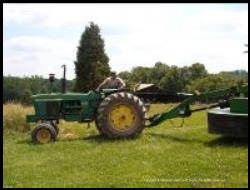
3, 64, 248, 104
119, 62, 248, 93
3, 75, 75, 104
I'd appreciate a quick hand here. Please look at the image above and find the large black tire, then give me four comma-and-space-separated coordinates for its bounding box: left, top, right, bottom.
49, 121, 59, 137
40, 120, 59, 137
32, 123, 57, 144
96, 92, 146, 139
95, 120, 105, 135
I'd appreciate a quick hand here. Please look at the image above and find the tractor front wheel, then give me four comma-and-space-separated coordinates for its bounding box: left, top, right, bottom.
96, 92, 146, 138
32, 123, 57, 144
50, 121, 59, 137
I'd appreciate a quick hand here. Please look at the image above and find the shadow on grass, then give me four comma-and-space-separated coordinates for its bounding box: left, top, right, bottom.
16, 137, 83, 145
16, 134, 116, 145
83, 134, 137, 143
147, 133, 204, 144
204, 136, 248, 147
15, 134, 248, 148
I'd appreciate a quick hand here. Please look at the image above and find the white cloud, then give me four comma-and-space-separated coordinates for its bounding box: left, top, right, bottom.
3, 36, 77, 79
3, 4, 180, 27
3, 3, 248, 79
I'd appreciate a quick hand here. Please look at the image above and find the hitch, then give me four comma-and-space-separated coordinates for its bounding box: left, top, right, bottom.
146, 114, 163, 128
144, 89, 237, 128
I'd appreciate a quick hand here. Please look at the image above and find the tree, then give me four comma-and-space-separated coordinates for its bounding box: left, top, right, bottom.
118, 71, 133, 88
159, 66, 185, 92
130, 66, 151, 84
21, 90, 32, 105
149, 62, 170, 85
185, 73, 240, 93
74, 22, 110, 92
188, 63, 208, 80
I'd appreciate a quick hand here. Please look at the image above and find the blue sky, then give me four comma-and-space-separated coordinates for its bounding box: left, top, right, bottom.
3, 3, 248, 79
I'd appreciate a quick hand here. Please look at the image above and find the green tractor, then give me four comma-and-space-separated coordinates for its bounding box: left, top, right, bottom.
27, 65, 248, 144
27, 65, 147, 144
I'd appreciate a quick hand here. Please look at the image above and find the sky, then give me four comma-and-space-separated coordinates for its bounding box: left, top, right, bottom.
3, 3, 248, 80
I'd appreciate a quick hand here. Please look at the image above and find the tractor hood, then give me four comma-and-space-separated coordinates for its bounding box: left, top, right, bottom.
31, 89, 119, 101
31, 91, 95, 101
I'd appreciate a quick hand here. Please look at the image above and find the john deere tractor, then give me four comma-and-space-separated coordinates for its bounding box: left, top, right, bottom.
27, 65, 248, 144
26, 65, 147, 144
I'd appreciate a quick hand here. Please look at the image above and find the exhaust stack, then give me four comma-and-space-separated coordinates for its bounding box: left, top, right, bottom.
61, 65, 66, 93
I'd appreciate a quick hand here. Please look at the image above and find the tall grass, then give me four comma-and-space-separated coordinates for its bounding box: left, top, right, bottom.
3, 103, 34, 132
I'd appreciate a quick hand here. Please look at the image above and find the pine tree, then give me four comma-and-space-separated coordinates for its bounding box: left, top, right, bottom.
74, 22, 110, 92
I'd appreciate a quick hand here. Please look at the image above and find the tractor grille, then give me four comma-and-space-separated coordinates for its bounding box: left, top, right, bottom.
46, 101, 61, 116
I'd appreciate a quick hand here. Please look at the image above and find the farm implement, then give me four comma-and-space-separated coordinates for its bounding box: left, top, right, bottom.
26, 66, 248, 144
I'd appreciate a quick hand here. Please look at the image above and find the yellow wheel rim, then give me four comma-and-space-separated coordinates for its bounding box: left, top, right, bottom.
36, 129, 51, 144
109, 103, 136, 131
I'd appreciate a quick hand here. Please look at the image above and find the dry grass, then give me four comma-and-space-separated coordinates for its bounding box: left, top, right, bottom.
3, 103, 34, 132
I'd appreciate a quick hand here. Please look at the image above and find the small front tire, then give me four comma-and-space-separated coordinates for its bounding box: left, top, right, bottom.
50, 121, 59, 137
32, 123, 57, 144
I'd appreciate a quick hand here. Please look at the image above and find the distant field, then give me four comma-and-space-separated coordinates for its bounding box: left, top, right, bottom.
3, 103, 248, 188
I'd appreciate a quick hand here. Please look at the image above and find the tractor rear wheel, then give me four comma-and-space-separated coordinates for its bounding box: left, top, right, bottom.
95, 120, 105, 135
96, 92, 146, 138
32, 123, 57, 144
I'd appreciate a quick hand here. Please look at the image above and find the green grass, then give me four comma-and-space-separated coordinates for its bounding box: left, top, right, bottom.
3, 104, 248, 188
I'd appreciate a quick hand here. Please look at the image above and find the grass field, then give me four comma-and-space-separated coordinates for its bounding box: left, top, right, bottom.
3, 104, 248, 188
